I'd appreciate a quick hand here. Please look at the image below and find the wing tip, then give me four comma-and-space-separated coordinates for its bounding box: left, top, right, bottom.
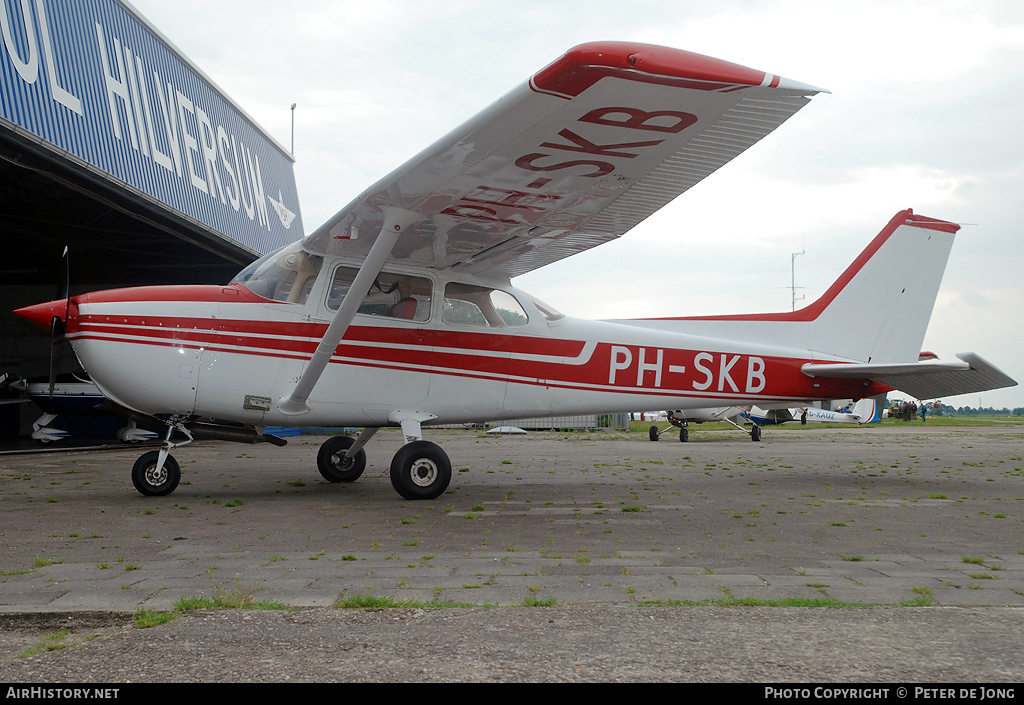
533, 41, 825, 98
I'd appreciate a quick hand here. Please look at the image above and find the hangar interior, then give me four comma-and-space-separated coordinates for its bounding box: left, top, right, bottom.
0, 0, 316, 441
0, 130, 258, 438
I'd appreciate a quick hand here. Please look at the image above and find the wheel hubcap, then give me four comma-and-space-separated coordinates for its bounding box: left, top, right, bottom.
145, 464, 167, 487
409, 458, 438, 487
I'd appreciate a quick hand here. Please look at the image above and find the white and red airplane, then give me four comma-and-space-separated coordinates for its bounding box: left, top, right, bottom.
14, 42, 1016, 499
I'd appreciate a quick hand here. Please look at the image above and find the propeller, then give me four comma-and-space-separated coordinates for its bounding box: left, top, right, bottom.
48, 246, 69, 398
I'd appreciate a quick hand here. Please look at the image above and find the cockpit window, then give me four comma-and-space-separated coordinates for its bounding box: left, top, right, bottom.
327, 266, 432, 322
230, 241, 323, 305
442, 283, 529, 328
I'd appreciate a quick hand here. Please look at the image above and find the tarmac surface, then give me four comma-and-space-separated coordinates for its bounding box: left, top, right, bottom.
0, 423, 1022, 682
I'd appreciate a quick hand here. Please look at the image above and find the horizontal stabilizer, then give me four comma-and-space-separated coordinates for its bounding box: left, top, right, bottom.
801, 353, 1017, 400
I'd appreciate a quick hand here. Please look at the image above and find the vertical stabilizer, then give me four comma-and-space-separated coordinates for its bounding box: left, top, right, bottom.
852, 397, 881, 423
617, 210, 961, 366
802, 210, 958, 363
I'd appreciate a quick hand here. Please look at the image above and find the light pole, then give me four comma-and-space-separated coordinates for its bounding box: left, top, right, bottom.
290, 103, 297, 155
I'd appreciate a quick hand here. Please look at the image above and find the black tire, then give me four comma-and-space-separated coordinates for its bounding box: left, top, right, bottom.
679, 427, 689, 442
389, 441, 451, 500
131, 450, 181, 496
649, 425, 659, 441
317, 436, 366, 482
751, 425, 762, 442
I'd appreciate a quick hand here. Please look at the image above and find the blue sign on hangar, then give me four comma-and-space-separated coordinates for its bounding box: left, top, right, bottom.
0, 0, 303, 256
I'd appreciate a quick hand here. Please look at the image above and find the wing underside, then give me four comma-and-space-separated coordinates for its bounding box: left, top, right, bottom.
304, 42, 824, 279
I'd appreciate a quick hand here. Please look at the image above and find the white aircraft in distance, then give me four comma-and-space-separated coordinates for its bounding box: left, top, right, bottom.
745, 397, 882, 426
648, 396, 880, 443
15, 42, 1017, 499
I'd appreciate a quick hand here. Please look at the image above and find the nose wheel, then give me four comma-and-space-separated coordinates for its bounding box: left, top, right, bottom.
130, 420, 191, 496
131, 450, 181, 496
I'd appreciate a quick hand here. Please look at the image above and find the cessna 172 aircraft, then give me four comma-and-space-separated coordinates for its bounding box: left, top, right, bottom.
14, 42, 1017, 499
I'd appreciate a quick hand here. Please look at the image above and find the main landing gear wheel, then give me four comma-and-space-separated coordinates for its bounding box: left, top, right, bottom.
390, 440, 452, 500
751, 425, 762, 442
131, 450, 181, 496
317, 435, 366, 482
679, 427, 689, 442
649, 425, 659, 441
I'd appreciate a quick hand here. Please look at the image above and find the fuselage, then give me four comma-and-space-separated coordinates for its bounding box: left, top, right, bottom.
17, 248, 887, 429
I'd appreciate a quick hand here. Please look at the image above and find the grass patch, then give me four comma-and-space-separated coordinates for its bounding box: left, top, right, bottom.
15, 630, 75, 658
522, 593, 558, 607
173, 581, 287, 612
334, 594, 482, 609
651, 596, 872, 608
132, 609, 180, 629
899, 586, 935, 606
899, 596, 935, 607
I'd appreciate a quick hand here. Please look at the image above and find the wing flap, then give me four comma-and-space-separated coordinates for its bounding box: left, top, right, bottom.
305, 42, 823, 278
802, 353, 1018, 400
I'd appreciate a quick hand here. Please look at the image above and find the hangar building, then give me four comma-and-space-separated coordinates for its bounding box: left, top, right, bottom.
0, 0, 303, 436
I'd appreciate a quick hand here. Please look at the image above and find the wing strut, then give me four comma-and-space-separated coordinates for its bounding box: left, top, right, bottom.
277, 206, 424, 415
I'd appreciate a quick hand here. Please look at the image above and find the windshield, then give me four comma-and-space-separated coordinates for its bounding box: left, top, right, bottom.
230, 241, 323, 304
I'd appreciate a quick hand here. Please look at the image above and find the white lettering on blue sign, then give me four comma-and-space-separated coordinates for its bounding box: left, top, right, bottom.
0, 0, 301, 251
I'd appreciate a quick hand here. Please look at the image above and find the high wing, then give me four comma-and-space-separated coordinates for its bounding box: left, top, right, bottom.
801, 353, 1018, 400
280, 43, 825, 415
303, 42, 825, 279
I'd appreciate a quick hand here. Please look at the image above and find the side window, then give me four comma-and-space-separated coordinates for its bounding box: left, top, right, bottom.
442, 283, 529, 328
529, 295, 565, 323
327, 267, 432, 322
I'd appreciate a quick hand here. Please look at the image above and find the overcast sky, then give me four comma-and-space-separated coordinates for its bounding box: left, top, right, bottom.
129, 0, 1024, 409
